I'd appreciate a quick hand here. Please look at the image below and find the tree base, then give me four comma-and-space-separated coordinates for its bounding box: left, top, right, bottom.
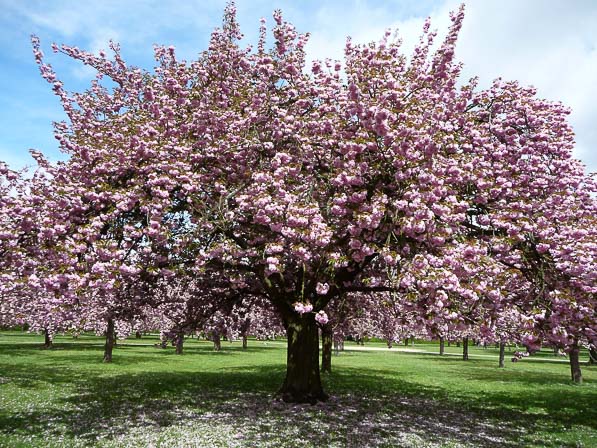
277, 386, 329, 405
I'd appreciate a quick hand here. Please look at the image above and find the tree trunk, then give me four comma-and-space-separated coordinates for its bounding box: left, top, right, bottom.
321, 326, 333, 373
43, 329, 53, 349
387, 339, 393, 349
175, 332, 184, 355
334, 339, 340, 356
242, 334, 248, 350
135, 331, 142, 339
589, 347, 597, 365
213, 332, 221, 351
404, 338, 409, 346
462, 337, 469, 361
569, 342, 582, 384
498, 342, 505, 368
279, 313, 327, 403
103, 318, 115, 363
439, 337, 445, 355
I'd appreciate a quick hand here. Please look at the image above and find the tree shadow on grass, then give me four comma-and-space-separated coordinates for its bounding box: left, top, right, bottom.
1, 356, 595, 448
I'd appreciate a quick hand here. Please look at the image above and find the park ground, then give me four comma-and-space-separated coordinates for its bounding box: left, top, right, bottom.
0, 332, 595, 447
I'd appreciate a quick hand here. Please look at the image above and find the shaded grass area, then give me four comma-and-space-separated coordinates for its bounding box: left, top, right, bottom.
0, 332, 595, 447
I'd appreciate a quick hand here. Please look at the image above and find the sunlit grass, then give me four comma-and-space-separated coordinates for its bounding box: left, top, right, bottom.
0, 331, 595, 447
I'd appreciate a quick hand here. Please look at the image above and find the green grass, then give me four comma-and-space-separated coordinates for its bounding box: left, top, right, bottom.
0, 332, 595, 447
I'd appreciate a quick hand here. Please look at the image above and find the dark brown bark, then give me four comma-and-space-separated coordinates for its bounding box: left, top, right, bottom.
439, 337, 445, 355
103, 318, 115, 363
242, 334, 248, 350
498, 342, 505, 368
321, 326, 333, 373
175, 332, 184, 355
213, 332, 221, 351
387, 339, 393, 349
569, 341, 582, 384
404, 338, 409, 346
279, 313, 327, 403
462, 337, 469, 361
135, 331, 142, 339
589, 347, 597, 365
43, 329, 53, 349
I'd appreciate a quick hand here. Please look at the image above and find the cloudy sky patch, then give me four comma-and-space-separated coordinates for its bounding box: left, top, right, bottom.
0, 0, 595, 173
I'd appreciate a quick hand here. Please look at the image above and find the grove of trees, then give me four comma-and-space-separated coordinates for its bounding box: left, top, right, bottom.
0, 2, 595, 403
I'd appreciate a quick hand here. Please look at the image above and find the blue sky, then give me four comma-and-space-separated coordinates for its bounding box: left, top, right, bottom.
1, 0, 596, 173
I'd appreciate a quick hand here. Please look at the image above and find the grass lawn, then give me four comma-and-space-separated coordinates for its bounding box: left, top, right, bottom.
0, 332, 595, 447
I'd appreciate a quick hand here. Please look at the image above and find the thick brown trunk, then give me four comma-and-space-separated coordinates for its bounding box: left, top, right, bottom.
462, 337, 469, 361
569, 342, 582, 384
439, 337, 445, 355
498, 342, 505, 368
242, 334, 248, 350
135, 331, 142, 339
43, 329, 53, 349
175, 332, 184, 355
279, 313, 327, 404
213, 333, 221, 351
103, 318, 115, 363
321, 326, 333, 373
589, 347, 597, 365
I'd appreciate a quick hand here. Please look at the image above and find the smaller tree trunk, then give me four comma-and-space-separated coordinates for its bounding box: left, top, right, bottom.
103, 318, 115, 363
404, 338, 409, 346
439, 337, 445, 355
242, 334, 248, 350
334, 339, 340, 356
175, 332, 184, 355
498, 342, 505, 368
43, 329, 53, 349
462, 337, 469, 361
569, 342, 582, 384
135, 331, 142, 339
213, 332, 221, 351
387, 339, 393, 349
321, 326, 333, 373
554, 346, 559, 356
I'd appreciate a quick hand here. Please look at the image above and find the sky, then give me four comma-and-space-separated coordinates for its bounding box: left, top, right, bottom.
1, 0, 595, 174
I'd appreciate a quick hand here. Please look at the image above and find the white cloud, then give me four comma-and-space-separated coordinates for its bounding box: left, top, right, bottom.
303, 0, 597, 173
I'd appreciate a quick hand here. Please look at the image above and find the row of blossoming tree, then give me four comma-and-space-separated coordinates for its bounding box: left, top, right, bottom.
0, 3, 595, 403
